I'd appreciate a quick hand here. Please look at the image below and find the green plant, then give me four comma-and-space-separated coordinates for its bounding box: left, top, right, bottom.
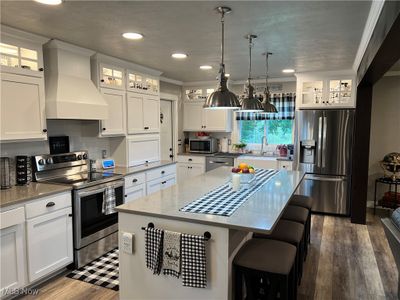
233, 141, 247, 149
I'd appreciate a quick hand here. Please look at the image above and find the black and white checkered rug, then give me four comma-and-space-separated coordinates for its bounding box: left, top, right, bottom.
180, 169, 279, 217
66, 248, 119, 291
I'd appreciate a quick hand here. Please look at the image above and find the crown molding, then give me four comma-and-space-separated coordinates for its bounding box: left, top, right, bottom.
160, 76, 183, 86
353, 0, 386, 72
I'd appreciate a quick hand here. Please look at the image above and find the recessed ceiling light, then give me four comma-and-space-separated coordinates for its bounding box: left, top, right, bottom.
171, 53, 188, 59
282, 69, 295, 73
122, 32, 144, 40
200, 65, 212, 70
34, 0, 62, 4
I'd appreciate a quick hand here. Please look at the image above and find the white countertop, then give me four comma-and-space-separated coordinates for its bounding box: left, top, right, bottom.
116, 167, 304, 234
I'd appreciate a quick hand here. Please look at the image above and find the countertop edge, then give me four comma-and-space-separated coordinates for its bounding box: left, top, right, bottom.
113, 161, 176, 176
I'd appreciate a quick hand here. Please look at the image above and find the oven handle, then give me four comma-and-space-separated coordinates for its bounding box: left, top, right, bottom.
76, 180, 124, 198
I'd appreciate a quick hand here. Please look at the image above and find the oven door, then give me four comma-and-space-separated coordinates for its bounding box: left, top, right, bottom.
73, 179, 124, 249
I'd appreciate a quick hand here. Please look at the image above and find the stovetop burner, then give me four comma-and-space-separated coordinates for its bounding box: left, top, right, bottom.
46, 172, 122, 188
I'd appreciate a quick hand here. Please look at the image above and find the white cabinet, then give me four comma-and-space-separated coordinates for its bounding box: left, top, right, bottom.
125, 184, 146, 203
277, 160, 293, 170
92, 62, 125, 90
0, 207, 26, 295
127, 92, 160, 134
295, 70, 356, 109
99, 88, 126, 136
146, 175, 176, 195
1, 73, 47, 141
176, 155, 206, 183
236, 156, 278, 169
26, 207, 73, 282
127, 70, 159, 95
183, 101, 232, 132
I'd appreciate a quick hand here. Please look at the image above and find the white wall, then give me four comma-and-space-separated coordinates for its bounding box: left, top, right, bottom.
367, 75, 400, 204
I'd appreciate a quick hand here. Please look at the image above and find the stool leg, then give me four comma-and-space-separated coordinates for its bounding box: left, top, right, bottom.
234, 266, 243, 300
280, 274, 289, 300
307, 211, 311, 244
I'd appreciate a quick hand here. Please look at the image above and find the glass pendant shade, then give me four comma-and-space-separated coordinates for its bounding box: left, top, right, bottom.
204, 7, 240, 110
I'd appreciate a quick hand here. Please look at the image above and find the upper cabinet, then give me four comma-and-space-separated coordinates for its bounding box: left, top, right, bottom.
295, 70, 356, 109
0, 27, 48, 142
183, 101, 232, 132
91, 56, 125, 90
99, 88, 126, 136
127, 70, 159, 96
127, 92, 160, 134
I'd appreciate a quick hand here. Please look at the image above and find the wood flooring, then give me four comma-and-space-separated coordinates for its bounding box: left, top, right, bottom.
20, 209, 398, 300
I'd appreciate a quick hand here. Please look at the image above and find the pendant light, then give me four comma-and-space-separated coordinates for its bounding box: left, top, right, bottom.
204, 7, 241, 110
240, 34, 263, 112
261, 52, 278, 113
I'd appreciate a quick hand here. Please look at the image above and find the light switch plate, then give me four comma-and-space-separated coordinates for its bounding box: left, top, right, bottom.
121, 232, 134, 254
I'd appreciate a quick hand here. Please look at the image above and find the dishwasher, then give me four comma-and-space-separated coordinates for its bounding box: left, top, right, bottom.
206, 156, 234, 171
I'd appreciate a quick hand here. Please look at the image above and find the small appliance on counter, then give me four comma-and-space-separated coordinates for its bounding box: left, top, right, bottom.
0, 157, 11, 189
220, 137, 229, 153
15, 155, 31, 185
189, 137, 218, 154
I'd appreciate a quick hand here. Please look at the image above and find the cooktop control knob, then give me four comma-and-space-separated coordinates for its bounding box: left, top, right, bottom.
82, 153, 88, 160
38, 159, 45, 165
77, 155, 83, 160
46, 158, 53, 164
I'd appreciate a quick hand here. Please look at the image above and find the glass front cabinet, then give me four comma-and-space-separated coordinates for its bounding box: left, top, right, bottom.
127, 70, 159, 95
296, 71, 356, 109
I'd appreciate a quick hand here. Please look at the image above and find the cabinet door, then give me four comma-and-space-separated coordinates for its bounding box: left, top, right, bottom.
143, 95, 160, 133
146, 179, 162, 195
125, 184, 146, 203
0, 224, 26, 293
26, 207, 73, 282
1, 73, 46, 141
188, 164, 205, 178
177, 163, 189, 183
127, 135, 160, 166
203, 109, 232, 132
127, 93, 144, 134
99, 63, 125, 90
100, 88, 126, 136
183, 102, 203, 131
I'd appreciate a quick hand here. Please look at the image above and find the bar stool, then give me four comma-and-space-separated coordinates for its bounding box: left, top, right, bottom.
253, 219, 305, 284
281, 205, 309, 257
234, 239, 297, 300
289, 195, 313, 245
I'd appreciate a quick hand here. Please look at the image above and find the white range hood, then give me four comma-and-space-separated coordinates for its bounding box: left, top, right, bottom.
43, 39, 108, 120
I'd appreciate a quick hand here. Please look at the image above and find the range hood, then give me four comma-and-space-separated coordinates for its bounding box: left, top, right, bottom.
43, 40, 108, 120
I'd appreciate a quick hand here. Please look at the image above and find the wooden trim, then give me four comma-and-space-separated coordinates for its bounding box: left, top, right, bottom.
351, 5, 400, 224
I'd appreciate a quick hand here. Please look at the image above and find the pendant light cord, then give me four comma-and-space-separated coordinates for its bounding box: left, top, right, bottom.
248, 36, 252, 82
221, 11, 225, 66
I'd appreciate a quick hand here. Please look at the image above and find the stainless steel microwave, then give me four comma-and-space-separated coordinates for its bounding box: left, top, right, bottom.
189, 138, 218, 154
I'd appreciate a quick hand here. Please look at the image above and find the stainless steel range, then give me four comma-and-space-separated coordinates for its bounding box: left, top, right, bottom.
32, 151, 124, 268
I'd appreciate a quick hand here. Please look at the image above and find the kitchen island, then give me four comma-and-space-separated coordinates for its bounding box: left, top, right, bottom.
116, 167, 304, 300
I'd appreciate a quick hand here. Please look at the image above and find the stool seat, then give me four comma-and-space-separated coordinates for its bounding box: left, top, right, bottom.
254, 220, 304, 244
282, 206, 308, 224
234, 239, 296, 275
290, 195, 313, 210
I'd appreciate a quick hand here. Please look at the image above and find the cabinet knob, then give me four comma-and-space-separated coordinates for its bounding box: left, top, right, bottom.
100, 79, 105, 82
132, 179, 138, 183
68, 213, 73, 217
46, 201, 55, 207
144, 126, 149, 130
188, 158, 192, 161
102, 127, 106, 131
161, 181, 167, 184
42, 129, 48, 133
161, 171, 165, 174
39, 67, 44, 72
125, 195, 127, 198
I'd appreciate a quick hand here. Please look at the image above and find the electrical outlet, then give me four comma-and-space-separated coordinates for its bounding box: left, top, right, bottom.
102, 150, 107, 159
121, 232, 134, 254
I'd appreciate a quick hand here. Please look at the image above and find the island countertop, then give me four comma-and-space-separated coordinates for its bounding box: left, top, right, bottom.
116, 167, 305, 234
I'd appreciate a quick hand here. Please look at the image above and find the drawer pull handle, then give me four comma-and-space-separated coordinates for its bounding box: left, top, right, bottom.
188, 158, 192, 161
132, 179, 138, 183
144, 127, 149, 130
161, 171, 165, 174
161, 181, 167, 184
46, 202, 55, 207
68, 214, 73, 217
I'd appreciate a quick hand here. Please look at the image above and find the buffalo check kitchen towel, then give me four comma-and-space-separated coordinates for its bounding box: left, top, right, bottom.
145, 227, 164, 275
162, 230, 181, 278
102, 186, 116, 215
181, 233, 207, 288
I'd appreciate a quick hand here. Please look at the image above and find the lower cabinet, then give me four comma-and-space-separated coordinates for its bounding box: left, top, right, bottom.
125, 183, 146, 203
177, 163, 205, 183
26, 207, 73, 282
0, 207, 26, 295
146, 175, 176, 195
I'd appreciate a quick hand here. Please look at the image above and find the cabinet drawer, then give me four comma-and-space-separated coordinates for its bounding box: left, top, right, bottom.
124, 172, 146, 189
0, 207, 25, 229
146, 175, 176, 195
25, 192, 71, 219
177, 155, 205, 164
146, 164, 176, 182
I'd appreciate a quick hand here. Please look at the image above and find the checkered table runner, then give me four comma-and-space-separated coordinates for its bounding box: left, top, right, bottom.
180, 169, 279, 217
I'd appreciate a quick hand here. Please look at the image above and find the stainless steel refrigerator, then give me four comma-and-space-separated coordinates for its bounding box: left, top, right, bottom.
294, 109, 354, 215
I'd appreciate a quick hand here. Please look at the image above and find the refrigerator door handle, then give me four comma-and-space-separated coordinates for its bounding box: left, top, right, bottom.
322, 116, 327, 168
305, 174, 347, 182
317, 116, 323, 168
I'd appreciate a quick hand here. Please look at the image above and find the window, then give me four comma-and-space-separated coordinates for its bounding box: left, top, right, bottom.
240, 120, 294, 146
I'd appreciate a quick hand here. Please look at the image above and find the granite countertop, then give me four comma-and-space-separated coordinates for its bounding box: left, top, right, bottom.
0, 183, 72, 208
116, 167, 305, 234
111, 160, 176, 176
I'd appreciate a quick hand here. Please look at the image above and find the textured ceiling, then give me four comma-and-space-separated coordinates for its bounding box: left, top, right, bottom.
1, 1, 371, 82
